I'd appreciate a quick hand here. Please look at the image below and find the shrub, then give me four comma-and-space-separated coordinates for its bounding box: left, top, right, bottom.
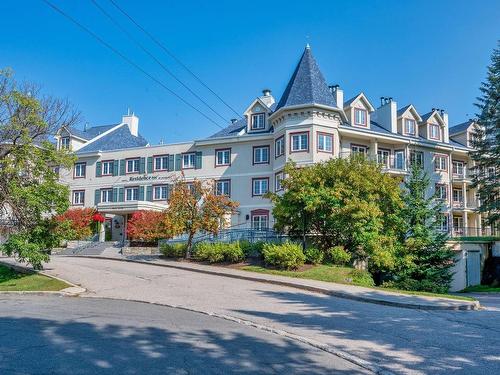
348, 269, 375, 287
383, 278, 448, 294
160, 242, 187, 258
305, 247, 324, 265
327, 246, 351, 265
262, 241, 305, 270
194, 241, 244, 263
54, 208, 95, 240
240, 240, 265, 258
127, 210, 172, 242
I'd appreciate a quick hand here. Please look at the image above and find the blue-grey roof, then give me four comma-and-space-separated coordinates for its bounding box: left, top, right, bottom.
343, 95, 358, 107
68, 124, 117, 140
208, 118, 247, 139
275, 46, 336, 111
420, 111, 435, 122
397, 104, 411, 117
449, 120, 474, 135
76, 124, 148, 153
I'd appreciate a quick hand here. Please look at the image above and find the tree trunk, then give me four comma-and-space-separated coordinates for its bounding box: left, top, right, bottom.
185, 231, 194, 259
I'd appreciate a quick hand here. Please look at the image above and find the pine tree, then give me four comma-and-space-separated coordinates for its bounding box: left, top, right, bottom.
471, 42, 499, 227
396, 166, 455, 293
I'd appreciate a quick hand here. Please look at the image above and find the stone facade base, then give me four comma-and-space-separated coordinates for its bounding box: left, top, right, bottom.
122, 246, 159, 256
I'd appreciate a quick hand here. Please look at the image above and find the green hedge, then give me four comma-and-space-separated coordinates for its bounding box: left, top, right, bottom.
160, 243, 187, 258
327, 246, 351, 265
262, 241, 305, 270
305, 247, 324, 265
239, 240, 265, 258
194, 241, 245, 263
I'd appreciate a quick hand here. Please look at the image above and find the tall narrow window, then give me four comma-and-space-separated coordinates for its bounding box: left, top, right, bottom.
73, 190, 85, 205
429, 124, 440, 140
60, 137, 70, 150
317, 133, 333, 153
410, 151, 424, 168
404, 119, 416, 135
74, 162, 86, 178
435, 184, 447, 200
354, 108, 367, 126
251, 113, 265, 130
275, 136, 285, 158
452, 161, 464, 177
394, 150, 405, 170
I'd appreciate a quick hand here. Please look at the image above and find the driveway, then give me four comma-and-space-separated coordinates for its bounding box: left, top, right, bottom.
0, 295, 366, 374
15, 256, 500, 374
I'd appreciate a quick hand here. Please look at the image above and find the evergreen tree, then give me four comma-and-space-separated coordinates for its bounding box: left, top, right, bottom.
471, 42, 499, 227
396, 165, 455, 293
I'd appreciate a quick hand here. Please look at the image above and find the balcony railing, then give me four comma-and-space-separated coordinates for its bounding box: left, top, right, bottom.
448, 226, 499, 238
339, 152, 408, 172
451, 200, 478, 209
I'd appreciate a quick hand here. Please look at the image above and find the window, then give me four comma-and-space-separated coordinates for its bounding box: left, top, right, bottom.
252, 178, 269, 196
182, 153, 196, 169
252, 214, 269, 230
394, 150, 405, 170
253, 146, 270, 164
125, 187, 139, 201
434, 155, 447, 171
377, 149, 390, 167
101, 189, 113, 203
452, 161, 464, 177
438, 215, 449, 232
453, 188, 464, 204
215, 149, 231, 166
354, 108, 367, 126
317, 133, 333, 153
351, 144, 368, 155
154, 185, 169, 200
154, 155, 169, 171
275, 136, 285, 158
101, 160, 113, 176
410, 151, 424, 168
429, 124, 440, 140
251, 113, 265, 130
435, 184, 447, 200
275, 172, 284, 192
74, 162, 86, 178
126, 158, 140, 173
60, 137, 70, 150
404, 119, 416, 135
73, 190, 85, 205
215, 180, 231, 196
290, 132, 309, 152
453, 216, 464, 235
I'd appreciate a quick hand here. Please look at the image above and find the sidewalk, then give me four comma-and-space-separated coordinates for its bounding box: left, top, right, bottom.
60, 250, 480, 311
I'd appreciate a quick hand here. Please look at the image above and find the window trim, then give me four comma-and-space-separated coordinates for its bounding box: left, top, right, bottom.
215, 179, 231, 197
317, 132, 333, 154
215, 148, 231, 167
410, 150, 424, 168
153, 184, 169, 201
404, 118, 416, 136
153, 154, 169, 172
435, 183, 448, 201
73, 162, 86, 179
100, 160, 114, 176
125, 186, 140, 202
126, 157, 140, 174
452, 160, 465, 176
250, 112, 266, 130
181, 152, 196, 170
72, 190, 85, 206
289, 131, 310, 153
252, 177, 270, 197
275, 171, 284, 192
377, 148, 391, 167
60, 136, 70, 150
353, 108, 368, 127
429, 123, 441, 140
394, 149, 406, 170
452, 188, 464, 204
434, 154, 448, 172
275, 136, 285, 158
351, 143, 368, 155
100, 188, 113, 203
253, 145, 270, 165
251, 209, 269, 230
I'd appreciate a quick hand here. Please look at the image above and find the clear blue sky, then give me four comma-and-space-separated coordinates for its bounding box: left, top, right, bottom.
1, 0, 499, 144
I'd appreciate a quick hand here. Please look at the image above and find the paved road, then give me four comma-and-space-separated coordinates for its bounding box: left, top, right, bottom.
0, 295, 367, 374
28, 257, 500, 374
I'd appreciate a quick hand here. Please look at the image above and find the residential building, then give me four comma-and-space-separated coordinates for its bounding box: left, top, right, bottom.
56, 45, 486, 242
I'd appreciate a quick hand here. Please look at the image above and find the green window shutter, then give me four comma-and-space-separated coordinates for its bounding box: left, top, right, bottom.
113, 160, 119, 176
94, 189, 100, 205
119, 159, 126, 175
119, 188, 125, 202
167, 184, 172, 200
96, 162, 102, 177
138, 185, 145, 201
175, 154, 182, 171
139, 157, 146, 174
195, 151, 203, 169
146, 185, 153, 201
112, 188, 118, 202
147, 157, 153, 173
168, 155, 174, 171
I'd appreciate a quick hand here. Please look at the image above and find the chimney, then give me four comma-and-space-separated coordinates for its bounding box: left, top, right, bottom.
440, 109, 449, 143
122, 111, 139, 137
259, 88, 275, 107
329, 84, 343, 108
230, 118, 238, 124
372, 97, 397, 133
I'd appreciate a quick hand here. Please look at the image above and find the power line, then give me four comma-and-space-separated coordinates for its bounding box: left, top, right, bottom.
89, 0, 229, 124
42, 0, 225, 129
107, 0, 242, 119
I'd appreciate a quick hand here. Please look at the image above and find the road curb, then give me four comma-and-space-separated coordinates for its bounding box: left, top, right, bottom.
0, 260, 86, 296
60, 255, 480, 311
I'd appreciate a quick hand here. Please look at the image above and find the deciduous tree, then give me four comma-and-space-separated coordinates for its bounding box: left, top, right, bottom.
126, 210, 174, 243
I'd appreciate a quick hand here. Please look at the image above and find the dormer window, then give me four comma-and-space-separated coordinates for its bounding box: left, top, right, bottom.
354, 108, 367, 126
429, 124, 441, 140
251, 113, 266, 130
404, 119, 416, 135
61, 137, 70, 150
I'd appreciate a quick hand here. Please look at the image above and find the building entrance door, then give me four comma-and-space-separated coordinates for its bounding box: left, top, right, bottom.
111, 215, 124, 242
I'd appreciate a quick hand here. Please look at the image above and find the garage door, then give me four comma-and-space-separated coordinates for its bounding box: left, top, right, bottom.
466, 251, 481, 287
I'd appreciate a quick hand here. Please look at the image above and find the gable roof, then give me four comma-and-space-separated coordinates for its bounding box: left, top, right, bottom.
449, 120, 474, 135
65, 124, 118, 141
420, 110, 444, 125
275, 45, 336, 111
397, 104, 422, 122
208, 118, 247, 139
76, 124, 148, 153
343, 92, 375, 112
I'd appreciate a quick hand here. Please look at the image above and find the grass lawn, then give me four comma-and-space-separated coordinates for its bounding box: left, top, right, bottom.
0, 264, 69, 292
239, 264, 476, 302
461, 285, 500, 293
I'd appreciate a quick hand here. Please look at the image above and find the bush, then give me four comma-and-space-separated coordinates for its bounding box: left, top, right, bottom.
305, 247, 324, 265
262, 241, 305, 270
194, 241, 244, 263
348, 269, 375, 287
327, 246, 351, 265
383, 278, 448, 294
240, 240, 265, 258
160, 242, 187, 258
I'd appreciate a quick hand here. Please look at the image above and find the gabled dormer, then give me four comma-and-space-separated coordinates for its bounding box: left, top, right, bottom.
343, 93, 375, 129
54, 126, 89, 151
449, 119, 478, 147
397, 104, 422, 137
244, 95, 274, 133
419, 109, 446, 142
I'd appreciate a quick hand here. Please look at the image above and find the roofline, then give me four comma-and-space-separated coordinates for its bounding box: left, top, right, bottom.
269, 103, 348, 122
344, 92, 375, 112
397, 104, 423, 122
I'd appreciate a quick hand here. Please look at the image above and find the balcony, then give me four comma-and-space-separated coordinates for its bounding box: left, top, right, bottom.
451, 200, 478, 210
449, 226, 499, 239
